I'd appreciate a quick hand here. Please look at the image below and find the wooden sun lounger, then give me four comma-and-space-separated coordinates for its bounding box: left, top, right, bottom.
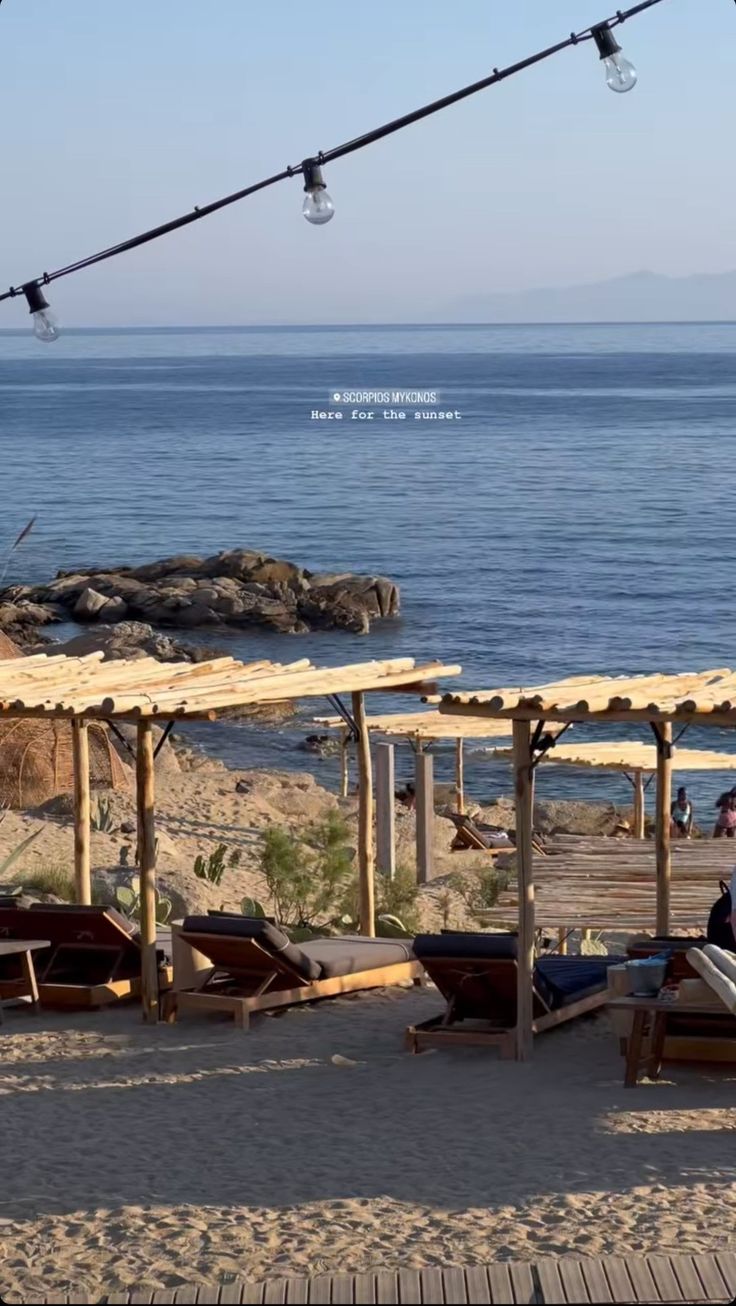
0, 939, 47, 1022
406, 934, 623, 1054
170, 916, 422, 1029
0, 904, 172, 1008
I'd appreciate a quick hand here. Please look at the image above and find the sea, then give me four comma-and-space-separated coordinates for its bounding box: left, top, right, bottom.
1, 320, 736, 818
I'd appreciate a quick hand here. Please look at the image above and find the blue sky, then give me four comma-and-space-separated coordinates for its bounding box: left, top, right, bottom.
0, 0, 733, 325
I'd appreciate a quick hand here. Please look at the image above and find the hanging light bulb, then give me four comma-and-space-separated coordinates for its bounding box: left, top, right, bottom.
22, 282, 60, 342
591, 23, 637, 94
301, 158, 335, 225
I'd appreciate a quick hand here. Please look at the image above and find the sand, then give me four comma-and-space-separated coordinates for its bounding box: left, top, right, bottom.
1, 990, 735, 1301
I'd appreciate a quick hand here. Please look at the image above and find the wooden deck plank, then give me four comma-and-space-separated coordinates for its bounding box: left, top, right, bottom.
626, 1258, 660, 1303
646, 1256, 684, 1302
579, 1258, 613, 1304
691, 1254, 731, 1302
306, 1274, 334, 1304
241, 1282, 267, 1305
172, 1290, 199, 1306
262, 1280, 288, 1305
283, 1277, 309, 1305
668, 1257, 709, 1304
418, 1268, 445, 1303
462, 1266, 491, 1305
559, 1259, 591, 1304
129, 1293, 156, 1305
395, 1267, 422, 1303
714, 1253, 736, 1298
507, 1262, 536, 1304
441, 1267, 469, 1304
374, 1270, 398, 1304
600, 1257, 635, 1303
217, 1284, 245, 1305
351, 1273, 376, 1305
329, 1273, 355, 1304
485, 1263, 514, 1305
534, 1259, 565, 1304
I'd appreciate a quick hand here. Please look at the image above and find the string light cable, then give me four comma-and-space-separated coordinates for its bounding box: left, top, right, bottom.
2, 0, 669, 341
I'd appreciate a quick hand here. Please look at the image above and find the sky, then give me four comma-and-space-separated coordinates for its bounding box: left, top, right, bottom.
0, 0, 733, 325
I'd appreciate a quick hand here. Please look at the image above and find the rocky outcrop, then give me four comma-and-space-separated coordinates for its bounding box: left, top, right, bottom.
2, 549, 399, 636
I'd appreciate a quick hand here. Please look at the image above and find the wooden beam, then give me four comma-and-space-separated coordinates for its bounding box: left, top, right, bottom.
455, 736, 465, 814
655, 722, 673, 934
339, 731, 349, 799
415, 750, 434, 884
136, 719, 159, 1022
633, 768, 645, 839
375, 742, 396, 881
71, 719, 91, 906
513, 719, 535, 1061
352, 692, 375, 937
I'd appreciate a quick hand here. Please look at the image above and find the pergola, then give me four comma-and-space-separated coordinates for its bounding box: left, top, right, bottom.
439, 668, 736, 1060
486, 740, 736, 838
0, 649, 460, 1021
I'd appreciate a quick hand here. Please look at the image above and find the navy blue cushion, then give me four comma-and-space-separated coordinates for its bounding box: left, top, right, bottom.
414, 932, 518, 961
536, 955, 627, 1009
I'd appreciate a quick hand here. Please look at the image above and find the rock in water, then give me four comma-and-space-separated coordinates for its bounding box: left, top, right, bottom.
3, 550, 400, 636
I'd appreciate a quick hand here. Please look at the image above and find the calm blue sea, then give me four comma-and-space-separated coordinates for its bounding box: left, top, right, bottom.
1, 321, 736, 817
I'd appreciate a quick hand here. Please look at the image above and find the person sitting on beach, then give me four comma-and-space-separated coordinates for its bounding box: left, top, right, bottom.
670, 787, 693, 838
713, 789, 736, 838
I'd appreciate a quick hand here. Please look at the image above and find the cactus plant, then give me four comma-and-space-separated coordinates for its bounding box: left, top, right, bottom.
193, 844, 229, 885
115, 874, 171, 925
240, 896, 266, 918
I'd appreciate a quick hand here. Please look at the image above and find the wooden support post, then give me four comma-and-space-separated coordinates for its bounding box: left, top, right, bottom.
71, 719, 91, 906
654, 722, 673, 935
633, 768, 645, 839
375, 742, 396, 881
339, 731, 349, 799
513, 719, 535, 1062
352, 692, 375, 937
455, 737, 465, 814
415, 751, 435, 884
136, 719, 159, 1023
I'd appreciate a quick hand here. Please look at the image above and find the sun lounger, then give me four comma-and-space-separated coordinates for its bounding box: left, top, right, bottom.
406, 931, 625, 1054
171, 915, 422, 1028
0, 903, 172, 1008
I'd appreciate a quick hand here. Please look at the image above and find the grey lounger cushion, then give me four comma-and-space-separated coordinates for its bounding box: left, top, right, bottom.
301, 935, 415, 978
181, 915, 321, 981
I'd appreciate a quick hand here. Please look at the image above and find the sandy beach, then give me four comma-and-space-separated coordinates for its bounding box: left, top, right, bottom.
1, 986, 735, 1301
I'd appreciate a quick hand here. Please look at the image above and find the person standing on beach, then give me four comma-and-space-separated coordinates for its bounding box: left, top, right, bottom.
713, 788, 736, 838
670, 786, 693, 838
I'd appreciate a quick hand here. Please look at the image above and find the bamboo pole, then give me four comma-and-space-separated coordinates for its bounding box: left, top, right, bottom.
375, 742, 396, 881
352, 692, 375, 937
136, 719, 159, 1022
557, 928, 568, 956
655, 722, 673, 935
339, 731, 349, 798
633, 768, 645, 839
455, 736, 465, 813
71, 719, 91, 905
415, 751, 434, 884
513, 719, 535, 1061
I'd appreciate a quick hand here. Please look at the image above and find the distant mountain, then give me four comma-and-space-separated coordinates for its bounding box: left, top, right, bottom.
447, 269, 736, 323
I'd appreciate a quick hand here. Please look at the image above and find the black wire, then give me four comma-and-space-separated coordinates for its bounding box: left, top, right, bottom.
0, 0, 669, 306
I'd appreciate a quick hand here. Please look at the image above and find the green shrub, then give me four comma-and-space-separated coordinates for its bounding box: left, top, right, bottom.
445, 863, 507, 926
14, 864, 75, 901
257, 811, 353, 930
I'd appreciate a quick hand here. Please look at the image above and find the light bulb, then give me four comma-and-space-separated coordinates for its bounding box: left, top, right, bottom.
302, 188, 335, 225
603, 50, 637, 94
592, 23, 637, 95
301, 158, 335, 225
22, 282, 61, 343
32, 307, 61, 342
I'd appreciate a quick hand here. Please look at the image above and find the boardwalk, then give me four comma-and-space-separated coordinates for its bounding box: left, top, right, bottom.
27, 1253, 736, 1304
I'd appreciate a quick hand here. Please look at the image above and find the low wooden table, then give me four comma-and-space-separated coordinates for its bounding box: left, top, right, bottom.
609, 994, 731, 1087
0, 939, 48, 1023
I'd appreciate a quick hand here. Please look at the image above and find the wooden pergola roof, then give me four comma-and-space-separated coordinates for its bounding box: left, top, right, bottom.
313, 708, 518, 740
486, 740, 736, 774
439, 667, 736, 725
0, 653, 461, 720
